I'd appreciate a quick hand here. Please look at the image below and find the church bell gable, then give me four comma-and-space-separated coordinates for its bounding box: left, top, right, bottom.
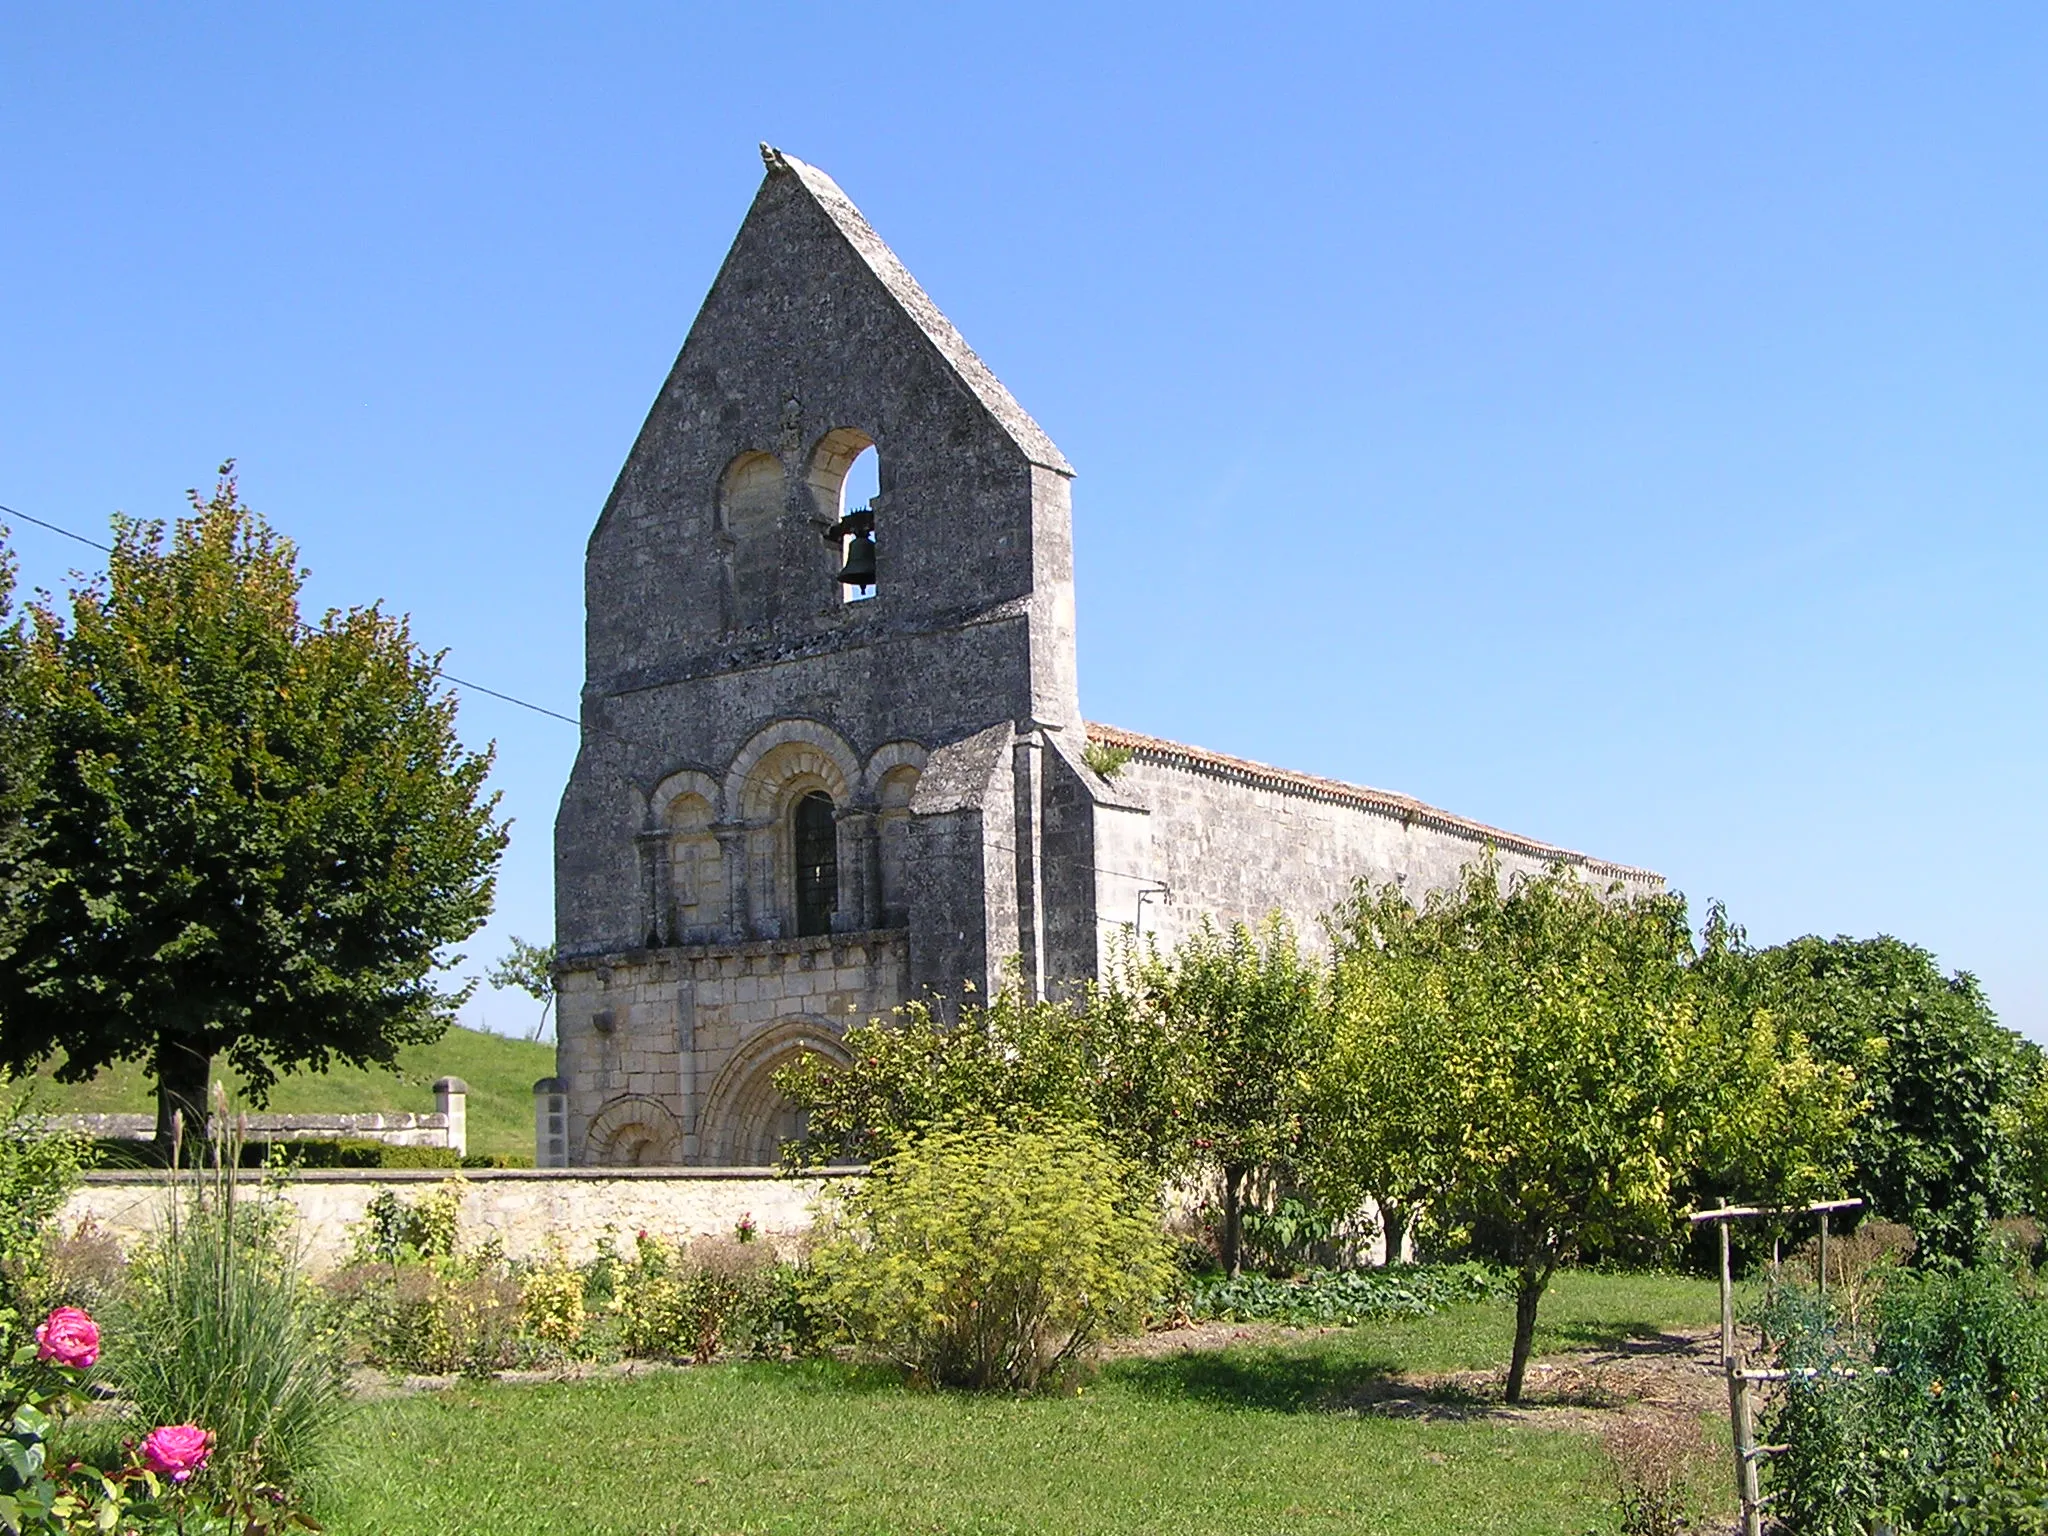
580, 145, 1077, 719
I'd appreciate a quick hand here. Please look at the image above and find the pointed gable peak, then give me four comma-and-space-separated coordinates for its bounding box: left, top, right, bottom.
758, 144, 1073, 477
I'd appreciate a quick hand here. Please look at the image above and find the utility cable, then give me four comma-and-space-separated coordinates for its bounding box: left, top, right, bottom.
2, 499, 596, 736
3, 499, 1170, 888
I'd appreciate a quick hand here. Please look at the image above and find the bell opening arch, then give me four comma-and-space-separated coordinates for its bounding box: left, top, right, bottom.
806, 427, 880, 603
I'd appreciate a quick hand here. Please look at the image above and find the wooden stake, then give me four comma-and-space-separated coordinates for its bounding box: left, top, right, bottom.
1720, 1220, 1734, 1367
1734, 1375, 1763, 1536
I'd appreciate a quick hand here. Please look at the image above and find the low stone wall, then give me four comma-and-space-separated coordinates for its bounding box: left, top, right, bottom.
46, 1078, 473, 1158
58, 1167, 850, 1275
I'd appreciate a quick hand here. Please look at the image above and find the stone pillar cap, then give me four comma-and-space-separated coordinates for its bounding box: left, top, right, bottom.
432, 1076, 469, 1094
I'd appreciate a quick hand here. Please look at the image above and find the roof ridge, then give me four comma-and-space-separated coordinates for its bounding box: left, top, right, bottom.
1084, 721, 1659, 883
764, 146, 1073, 476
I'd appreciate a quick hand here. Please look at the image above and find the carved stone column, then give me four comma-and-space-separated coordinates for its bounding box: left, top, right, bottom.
713, 823, 751, 942
835, 806, 879, 933
635, 829, 670, 948
1012, 728, 1046, 1000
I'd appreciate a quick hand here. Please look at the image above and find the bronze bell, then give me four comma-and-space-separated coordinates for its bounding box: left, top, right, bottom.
837, 528, 877, 589
827, 506, 878, 590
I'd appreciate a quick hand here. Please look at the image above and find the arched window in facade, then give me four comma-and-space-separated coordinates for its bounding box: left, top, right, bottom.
793, 791, 838, 937
720, 451, 785, 634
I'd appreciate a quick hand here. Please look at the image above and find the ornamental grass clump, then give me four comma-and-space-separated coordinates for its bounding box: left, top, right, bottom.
108, 1121, 346, 1496
808, 1119, 1172, 1391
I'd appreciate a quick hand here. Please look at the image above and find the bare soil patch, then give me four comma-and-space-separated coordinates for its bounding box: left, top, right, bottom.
1113, 1319, 1731, 1431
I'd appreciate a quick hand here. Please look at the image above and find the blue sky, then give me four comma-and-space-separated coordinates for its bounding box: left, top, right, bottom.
3, 5, 2043, 1040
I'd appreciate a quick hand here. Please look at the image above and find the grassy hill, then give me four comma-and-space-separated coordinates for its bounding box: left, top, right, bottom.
24, 1027, 556, 1160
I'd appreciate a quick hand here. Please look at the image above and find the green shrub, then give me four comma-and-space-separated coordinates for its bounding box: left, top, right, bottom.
1186, 1261, 1506, 1327
0, 1076, 85, 1351
326, 1257, 524, 1377
243, 1138, 462, 1169
610, 1231, 813, 1364
1760, 1259, 2048, 1533
350, 1182, 465, 1264
108, 1146, 347, 1495
808, 1119, 1172, 1391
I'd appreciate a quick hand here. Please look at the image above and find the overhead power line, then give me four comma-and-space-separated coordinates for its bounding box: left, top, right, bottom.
0, 500, 1165, 887
0, 503, 113, 553
1, 499, 588, 734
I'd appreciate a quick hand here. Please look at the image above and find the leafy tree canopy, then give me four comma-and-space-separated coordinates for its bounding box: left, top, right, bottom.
1313, 858, 1854, 1402
0, 468, 508, 1144
776, 949, 1204, 1181
1162, 916, 1328, 1276
1707, 927, 2039, 1262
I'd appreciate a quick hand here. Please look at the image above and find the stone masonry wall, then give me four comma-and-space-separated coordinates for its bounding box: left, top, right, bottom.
60, 1168, 846, 1276
1104, 742, 1662, 959
557, 929, 909, 1166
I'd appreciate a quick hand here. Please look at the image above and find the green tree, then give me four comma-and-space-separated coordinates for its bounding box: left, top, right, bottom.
0, 468, 507, 1149
1165, 916, 1327, 1277
2005, 1067, 2048, 1224
487, 935, 558, 1042
777, 948, 1202, 1181
0, 532, 44, 972
1716, 932, 2035, 1263
1307, 878, 1456, 1265
1315, 860, 1852, 1403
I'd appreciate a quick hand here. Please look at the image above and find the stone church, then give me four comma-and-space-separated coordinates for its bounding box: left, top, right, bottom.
543, 146, 1659, 1168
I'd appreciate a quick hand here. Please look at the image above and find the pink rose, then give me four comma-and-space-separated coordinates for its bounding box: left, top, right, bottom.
141, 1424, 213, 1484
34, 1306, 100, 1370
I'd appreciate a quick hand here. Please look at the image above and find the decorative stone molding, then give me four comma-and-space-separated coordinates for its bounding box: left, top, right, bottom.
696, 1015, 852, 1167
583, 1094, 687, 1167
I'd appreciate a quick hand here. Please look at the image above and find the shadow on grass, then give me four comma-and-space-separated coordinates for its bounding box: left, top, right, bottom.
1105, 1344, 1405, 1414
1538, 1320, 1707, 1354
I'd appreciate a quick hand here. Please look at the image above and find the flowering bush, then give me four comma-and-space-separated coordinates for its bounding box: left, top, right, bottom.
519, 1257, 586, 1351
609, 1232, 798, 1364
138, 1424, 213, 1484
32, 1308, 99, 1371
0, 1080, 86, 1355
327, 1257, 522, 1378
808, 1119, 1172, 1391
325, 1197, 823, 1376
0, 1306, 265, 1535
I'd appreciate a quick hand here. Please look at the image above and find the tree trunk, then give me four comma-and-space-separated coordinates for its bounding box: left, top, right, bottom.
153, 1032, 212, 1162
1504, 1263, 1548, 1405
1221, 1163, 1248, 1278
1381, 1201, 1409, 1265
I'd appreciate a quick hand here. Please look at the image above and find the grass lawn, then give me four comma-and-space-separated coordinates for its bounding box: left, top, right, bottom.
26, 1026, 555, 1159
315, 1271, 1729, 1536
